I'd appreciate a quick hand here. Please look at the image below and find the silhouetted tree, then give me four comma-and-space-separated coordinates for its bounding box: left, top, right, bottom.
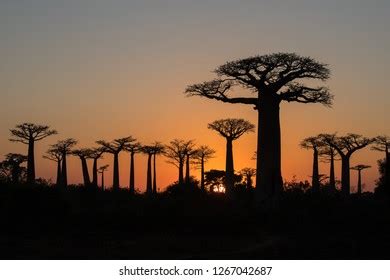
51, 138, 77, 187
165, 139, 195, 186
300, 136, 323, 192
208, 118, 254, 194
184, 141, 197, 186
97, 136, 136, 190
151, 142, 165, 194
141, 145, 155, 194
1, 153, 27, 184
9, 123, 57, 183
320, 133, 373, 195
98, 164, 109, 191
350, 164, 371, 195
43, 147, 63, 186
72, 148, 93, 187
125, 142, 142, 194
186, 53, 332, 203
204, 169, 226, 193
193, 145, 216, 191
90, 147, 105, 188
240, 167, 256, 190
319, 145, 339, 190
372, 136, 390, 193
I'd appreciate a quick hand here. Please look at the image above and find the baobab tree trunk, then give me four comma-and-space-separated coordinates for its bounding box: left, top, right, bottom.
92, 158, 98, 188
256, 96, 283, 203
129, 152, 135, 194
153, 154, 157, 194
200, 157, 205, 191
225, 138, 234, 194
185, 154, 190, 185
341, 156, 350, 196
179, 160, 184, 186
357, 170, 362, 195
27, 139, 35, 183
312, 148, 320, 192
101, 171, 105, 191
329, 152, 336, 190
81, 157, 91, 187
113, 153, 119, 190
56, 161, 61, 186
246, 175, 252, 189
61, 154, 68, 187
146, 153, 152, 194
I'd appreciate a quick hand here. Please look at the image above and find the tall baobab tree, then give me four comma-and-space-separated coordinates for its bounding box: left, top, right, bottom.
372, 135, 390, 192
90, 147, 105, 188
43, 147, 63, 186
125, 142, 142, 194
72, 148, 93, 187
97, 136, 136, 190
240, 167, 256, 190
9, 123, 57, 183
300, 136, 324, 192
3, 153, 27, 184
319, 145, 339, 190
141, 145, 155, 194
152, 142, 165, 194
208, 118, 255, 194
186, 53, 332, 202
51, 138, 77, 187
98, 164, 109, 191
350, 165, 371, 195
165, 139, 195, 186
193, 145, 216, 191
320, 133, 373, 195
184, 141, 197, 186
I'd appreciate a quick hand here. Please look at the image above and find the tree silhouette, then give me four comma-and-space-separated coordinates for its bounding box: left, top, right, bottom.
204, 169, 226, 193
184, 141, 197, 186
240, 167, 256, 190
97, 136, 136, 190
300, 136, 324, 192
186, 53, 332, 202
319, 145, 339, 190
320, 133, 373, 195
141, 145, 155, 194
372, 136, 390, 193
193, 145, 216, 191
1, 153, 27, 184
165, 139, 195, 186
98, 164, 109, 191
350, 164, 371, 195
151, 142, 165, 194
72, 148, 93, 187
9, 123, 57, 183
125, 142, 142, 194
51, 138, 77, 187
43, 147, 63, 186
208, 118, 254, 194
90, 147, 105, 188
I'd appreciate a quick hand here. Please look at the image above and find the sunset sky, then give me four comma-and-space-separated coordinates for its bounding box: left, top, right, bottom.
1, 0, 388, 192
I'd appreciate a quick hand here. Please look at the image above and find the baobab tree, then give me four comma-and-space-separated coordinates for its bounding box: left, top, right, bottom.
300, 136, 324, 192
98, 164, 109, 191
193, 145, 216, 191
97, 136, 136, 190
350, 164, 371, 195
165, 139, 195, 186
186, 53, 332, 202
240, 167, 256, 190
208, 118, 255, 194
141, 145, 155, 194
319, 145, 339, 190
184, 142, 197, 186
125, 142, 142, 194
151, 142, 165, 194
72, 148, 93, 187
90, 147, 105, 188
2, 153, 27, 184
43, 147, 63, 186
320, 133, 373, 195
9, 123, 57, 183
51, 138, 77, 187
372, 135, 390, 193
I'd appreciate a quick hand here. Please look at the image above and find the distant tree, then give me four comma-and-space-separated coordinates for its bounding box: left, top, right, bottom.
320, 133, 373, 195
51, 138, 77, 187
141, 145, 155, 194
318, 145, 339, 190
98, 164, 109, 191
72, 148, 93, 187
300, 136, 324, 192
89, 147, 105, 188
186, 53, 332, 202
151, 142, 165, 194
125, 142, 142, 194
350, 164, 371, 195
9, 123, 57, 183
165, 139, 195, 186
204, 169, 226, 193
97, 136, 136, 190
43, 147, 63, 186
372, 136, 390, 193
1, 153, 27, 184
184, 142, 197, 186
193, 145, 216, 191
240, 168, 256, 190
208, 118, 254, 194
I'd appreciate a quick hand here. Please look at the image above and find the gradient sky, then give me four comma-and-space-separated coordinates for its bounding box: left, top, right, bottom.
1, 0, 389, 192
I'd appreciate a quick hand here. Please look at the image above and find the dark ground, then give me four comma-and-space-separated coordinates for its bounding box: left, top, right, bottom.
1, 184, 390, 259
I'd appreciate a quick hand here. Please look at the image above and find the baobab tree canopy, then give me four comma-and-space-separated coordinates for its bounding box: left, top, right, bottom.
208, 119, 255, 140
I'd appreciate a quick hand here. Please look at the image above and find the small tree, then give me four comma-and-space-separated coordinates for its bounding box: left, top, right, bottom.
151, 142, 165, 194
90, 147, 105, 188
125, 142, 142, 194
193, 145, 216, 191
240, 167, 256, 190
318, 145, 339, 190
300, 136, 324, 192
97, 136, 136, 190
43, 147, 63, 186
372, 136, 390, 193
51, 138, 78, 187
72, 148, 93, 187
350, 165, 371, 195
208, 118, 254, 194
98, 164, 109, 191
9, 123, 57, 183
1, 153, 27, 184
